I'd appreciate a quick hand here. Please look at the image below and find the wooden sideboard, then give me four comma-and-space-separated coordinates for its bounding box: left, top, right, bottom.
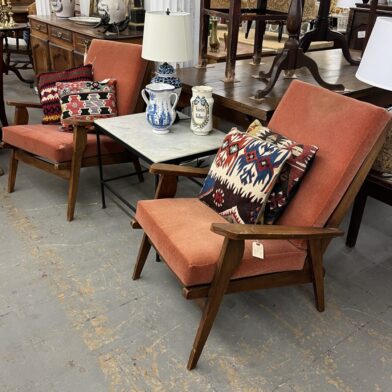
29, 15, 143, 74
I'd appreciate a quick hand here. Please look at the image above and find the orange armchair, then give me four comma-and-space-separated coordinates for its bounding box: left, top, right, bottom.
131, 80, 391, 369
2, 39, 151, 221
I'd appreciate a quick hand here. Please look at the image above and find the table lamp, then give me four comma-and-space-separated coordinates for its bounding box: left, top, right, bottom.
356, 17, 392, 90
142, 10, 193, 96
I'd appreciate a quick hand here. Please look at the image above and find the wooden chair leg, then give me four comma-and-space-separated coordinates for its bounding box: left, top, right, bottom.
8, 148, 18, 193
187, 239, 244, 370
309, 239, 325, 312
67, 126, 87, 221
132, 233, 152, 280
132, 156, 144, 183
198, 0, 210, 67
225, 0, 241, 82
346, 182, 368, 248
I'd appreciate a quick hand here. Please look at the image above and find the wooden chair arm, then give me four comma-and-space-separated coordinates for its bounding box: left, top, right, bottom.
211, 224, 344, 240
6, 100, 42, 109
63, 118, 95, 127
6, 100, 42, 125
150, 163, 210, 178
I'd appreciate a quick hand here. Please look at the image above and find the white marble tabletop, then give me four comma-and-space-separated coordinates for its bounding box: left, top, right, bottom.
94, 113, 226, 164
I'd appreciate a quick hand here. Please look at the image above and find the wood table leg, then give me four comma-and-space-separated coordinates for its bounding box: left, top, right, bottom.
225, 0, 241, 82
0, 33, 9, 127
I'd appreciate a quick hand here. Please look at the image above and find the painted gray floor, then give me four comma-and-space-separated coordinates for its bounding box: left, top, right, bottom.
0, 65, 391, 392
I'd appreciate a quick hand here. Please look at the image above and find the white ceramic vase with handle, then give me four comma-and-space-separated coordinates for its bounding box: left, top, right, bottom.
141, 83, 179, 135
190, 86, 214, 136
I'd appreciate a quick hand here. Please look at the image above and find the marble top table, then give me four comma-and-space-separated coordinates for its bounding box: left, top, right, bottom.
94, 113, 226, 164
94, 112, 226, 214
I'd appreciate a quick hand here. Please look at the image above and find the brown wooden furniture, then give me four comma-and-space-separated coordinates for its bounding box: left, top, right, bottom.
346, 4, 392, 50
254, 0, 344, 97
131, 80, 391, 369
29, 15, 143, 74
199, 0, 288, 82
346, 172, 392, 247
2, 40, 151, 221
177, 49, 392, 126
2, 23, 33, 84
0, 24, 35, 127
299, 0, 359, 65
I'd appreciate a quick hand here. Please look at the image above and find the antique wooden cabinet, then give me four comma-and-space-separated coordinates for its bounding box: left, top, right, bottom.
29, 15, 143, 74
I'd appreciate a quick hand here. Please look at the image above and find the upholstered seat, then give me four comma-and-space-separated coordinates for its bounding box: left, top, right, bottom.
136, 198, 306, 286
3, 124, 125, 163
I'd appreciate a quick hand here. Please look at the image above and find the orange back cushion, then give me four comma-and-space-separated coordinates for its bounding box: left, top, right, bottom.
268, 80, 390, 228
85, 40, 148, 116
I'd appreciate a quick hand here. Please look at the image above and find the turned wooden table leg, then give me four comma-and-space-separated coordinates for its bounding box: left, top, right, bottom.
225, 0, 241, 82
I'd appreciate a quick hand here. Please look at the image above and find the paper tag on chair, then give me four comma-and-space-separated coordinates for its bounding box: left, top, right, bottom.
252, 241, 264, 260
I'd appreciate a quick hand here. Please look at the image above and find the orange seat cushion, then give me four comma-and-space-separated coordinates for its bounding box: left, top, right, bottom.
2, 124, 124, 163
136, 198, 307, 287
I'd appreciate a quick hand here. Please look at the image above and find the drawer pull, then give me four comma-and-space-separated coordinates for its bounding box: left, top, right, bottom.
56, 32, 63, 38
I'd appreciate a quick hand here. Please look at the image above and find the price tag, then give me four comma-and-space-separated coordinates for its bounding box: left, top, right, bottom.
358, 31, 366, 39
252, 241, 264, 260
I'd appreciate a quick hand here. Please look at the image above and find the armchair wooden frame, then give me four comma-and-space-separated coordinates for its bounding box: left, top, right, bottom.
5, 61, 153, 221
131, 120, 389, 370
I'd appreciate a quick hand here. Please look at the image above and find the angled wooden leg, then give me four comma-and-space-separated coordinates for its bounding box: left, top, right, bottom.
132, 233, 152, 280
132, 155, 144, 183
187, 238, 244, 370
8, 148, 18, 193
309, 239, 325, 312
346, 181, 368, 248
255, 54, 287, 98
67, 125, 87, 222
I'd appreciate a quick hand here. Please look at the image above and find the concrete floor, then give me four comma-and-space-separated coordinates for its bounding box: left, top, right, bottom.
0, 66, 392, 392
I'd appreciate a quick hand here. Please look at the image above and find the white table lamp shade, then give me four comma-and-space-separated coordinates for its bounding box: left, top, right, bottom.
356, 17, 392, 91
142, 11, 193, 63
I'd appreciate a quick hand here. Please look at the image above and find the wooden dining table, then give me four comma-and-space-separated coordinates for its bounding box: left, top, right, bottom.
177, 48, 392, 127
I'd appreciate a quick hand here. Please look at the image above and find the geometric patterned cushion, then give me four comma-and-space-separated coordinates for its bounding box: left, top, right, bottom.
198, 129, 292, 224
37, 64, 93, 124
247, 120, 318, 224
56, 80, 117, 128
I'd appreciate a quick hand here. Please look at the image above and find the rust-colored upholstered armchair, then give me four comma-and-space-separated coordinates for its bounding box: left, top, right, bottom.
2, 39, 150, 221
131, 80, 391, 369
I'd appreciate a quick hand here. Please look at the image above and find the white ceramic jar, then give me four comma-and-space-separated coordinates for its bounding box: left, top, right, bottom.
190, 86, 214, 136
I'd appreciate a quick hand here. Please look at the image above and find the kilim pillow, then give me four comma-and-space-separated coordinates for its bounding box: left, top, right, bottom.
37, 64, 94, 124
247, 120, 318, 224
56, 80, 117, 128
198, 129, 292, 224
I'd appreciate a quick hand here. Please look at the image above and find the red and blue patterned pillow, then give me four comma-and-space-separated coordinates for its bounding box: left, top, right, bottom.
37, 64, 94, 124
247, 120, 318, 224
198, 129, 292, 224
56, 80, 117, 128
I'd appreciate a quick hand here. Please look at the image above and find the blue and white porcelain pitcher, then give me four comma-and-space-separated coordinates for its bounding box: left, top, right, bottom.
141, 83, 179, 134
